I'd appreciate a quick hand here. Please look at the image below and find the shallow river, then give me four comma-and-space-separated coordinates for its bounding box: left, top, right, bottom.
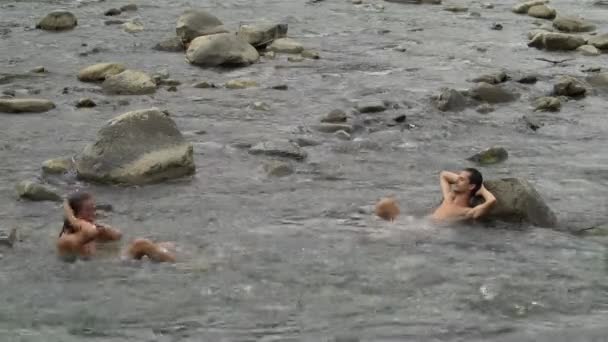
1, 0, 607, 341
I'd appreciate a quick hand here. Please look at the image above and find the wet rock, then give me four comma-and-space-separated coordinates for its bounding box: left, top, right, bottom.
288, 56, 304, 63
491, 23, 503, 31
443, 5, 468, 12
249, 139, 307, 160
105, 19, 125, 25
271, 84, 288, 90
471, 71, 507, 84
123, 20, 144, 33
302, 49, 320, 59
577, 44, 600, 56
78, 63, 126, 82
102, 70, 156, 95
36, 10, 77, 31
392, 114, 406, 123
528, 32, 586, 50
356, 100, 387, 113
552, 16, 596, 33
480, 178, 557, 227
512, 0, 548, 14
534, 96, 561, 112
263, 160, 294, 177
153, 37, 185, 52
268, 38, 304, 54
176, 9, 227, 44
467, 147, 508, 165
334, 130, 352, 140
435, 88, 466, 111
76, 97, 97, 108
586, 72, 608, 88
158, 79, 181, 87
294, 136, 322, 147
30, 66, 46, 73
251, 101, 270, 111
237, 22, 288, 48
104, 8, 121, 16
523, 115, 543, 131
527, 5, 555, 19
469, 83, 517, 103
0, 99, 55, 113
312, 123, 353, 133
225, 79, 258, 89
476, 104, 495, 114
16, 180, 61, 202
321, 109, 347, 123
0, 227, 17, 247
517, 74, 538, 84
384, 0, 442, 4
352, 0, 363, 4
579, 222, 608, 236
553, 76, 587, 97
588, 34, 608, 50
186, 33, 259, 67
193, 81, 216, 89
166, 86, 177, 92
75, 108, 195, 185
42, 157, 74, 174
120, 4, 138, 11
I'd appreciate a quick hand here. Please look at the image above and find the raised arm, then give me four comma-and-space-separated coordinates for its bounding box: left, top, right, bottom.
439, 171, 458, 200
467, 185, 497, 219
63, 199, 83, 231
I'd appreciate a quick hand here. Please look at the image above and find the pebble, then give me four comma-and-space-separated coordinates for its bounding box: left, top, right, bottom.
491, 23, 503, 30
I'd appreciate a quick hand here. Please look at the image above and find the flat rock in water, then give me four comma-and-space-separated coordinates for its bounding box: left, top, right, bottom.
120, 4, 138, 11
176, 9, 227, 44
469, 83, 517, 103
476, 104, 495, 114
225, 79, 258, 89
384, 0, 442, 4
263, 160, 294, 177
78, 63, 126, 82
586, 72, 608, 88
104, 8, 121, 16
75, 108, 195, 185
517, 74, 538, 84
577, 44, 600, 56
528, 32, 586, 50
553, 76, 587, 97
552, 16, 596, 33
237, 22, 288, 48
186, 33, 259, 67
312, 123, 353, 133
16, 180, 61, 202
534, 96, 561, 112
302, 49, 320, 59
471, 71, 507, 84
153, 37, 185, 52
268, 38, 304, 54
249, 139, 307, 160
356, 100, 387, 113
102, 70, 156, 95
512, 0, 548, 14
443, 5, 467, 12
321, 109, 347, 123
0, 98, 55, 113
527, 5, 556, 19
0, 227, 17, 247
588, 34, 608, 50
479, 178, 557, 227
435, 88, 466, 111
467, 147, 508, 165
123, 20, 144, 33
36, 10, 77, 31
42, 157, 74, 174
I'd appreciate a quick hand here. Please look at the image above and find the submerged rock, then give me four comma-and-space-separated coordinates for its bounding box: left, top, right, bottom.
588, 34, 608, 50
176, 9, 227, 44
0, 227, 17, 247
75, 108, 195, 185
469, 83, 517, 103
480, 178, 557, 227
528, 32, 586, 50
249, 139, 307, 160
237, 22, 288, 48
78, 63, 126, 82
0, 98, 55, 113
553, 76, 587, 97
104, 8, 121, 16
36, 11, 77, 31
225, 79, 258, 89
153, 37, 185, 52
102, 70, 156, 95
586, 72, 608, 88
321, 109, 347, 123
120, 4, 138, 11
577, 45, 601, 56
435, 88, 466, 112
443, 5, 468, 12
552, 16, 596, 33
76, 97, 97, 108
471, 71, 507, 84
268, 38, 304, 54
186, 33, 259, 67
527, 5, 556, 19
384, 0, 442, 4
534, 96, 561, 112
123, 20, 144, 33
16, 180, 62, 202
356, 100, 387, 113
42, 157, 74, 174
312, 123, 353, 133
476, 104, 495, 114
263, 160, 294, 177
301, 49, 320, 59
467, 147, 508, 165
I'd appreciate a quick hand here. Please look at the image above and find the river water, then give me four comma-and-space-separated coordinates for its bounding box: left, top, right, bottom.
1, 0, 607, 340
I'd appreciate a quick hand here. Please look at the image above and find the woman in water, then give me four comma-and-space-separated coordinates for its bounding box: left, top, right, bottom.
57, 192, 176, 262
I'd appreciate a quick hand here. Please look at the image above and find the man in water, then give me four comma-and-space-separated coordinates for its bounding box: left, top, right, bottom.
57, 192, 176, 262
431, 168, 497, 223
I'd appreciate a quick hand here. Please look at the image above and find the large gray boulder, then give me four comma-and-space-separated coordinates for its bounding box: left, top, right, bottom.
176, 9, 228, 44
553, 76, 587, 97
552, 16, 596, 33
102, 70, 156, 95
588, 33, 608, 50
75, 108, 195, 185
237, 22, 288, 48
469, 83, 517, 103
0, 99, 55, 113
528, 32, 586, 50
36, 11, 77, 31
78, 63, 126, 82
16, 180, 62, 202
527, 5, 556, 19
186, 33, 259, 67
480, 178, 557, 227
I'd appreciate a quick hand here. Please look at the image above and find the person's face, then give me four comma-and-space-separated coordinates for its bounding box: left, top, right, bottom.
78, 198, 96, 222
453, 170, 473, 194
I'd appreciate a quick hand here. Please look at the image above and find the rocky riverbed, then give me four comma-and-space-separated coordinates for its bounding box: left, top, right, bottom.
0, 0, 607, 341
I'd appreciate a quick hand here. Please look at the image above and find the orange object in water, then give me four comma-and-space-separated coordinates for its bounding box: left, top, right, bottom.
375, 197, 400, 221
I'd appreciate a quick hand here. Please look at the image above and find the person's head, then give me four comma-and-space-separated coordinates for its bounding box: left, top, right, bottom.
67, 192, 96, 222
453, 168, 483, 197
375, 197, 400, 222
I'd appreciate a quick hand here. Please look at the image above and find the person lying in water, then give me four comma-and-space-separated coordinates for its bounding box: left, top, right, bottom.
57, 192, 176, 262
431, 168, 497, 223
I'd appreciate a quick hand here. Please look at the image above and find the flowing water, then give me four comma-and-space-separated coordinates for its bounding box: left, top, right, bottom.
1, 0, 607, 340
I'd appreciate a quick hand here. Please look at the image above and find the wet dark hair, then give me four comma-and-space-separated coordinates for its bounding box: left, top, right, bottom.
60, 192, 93, 236
464, 168, 483, 197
